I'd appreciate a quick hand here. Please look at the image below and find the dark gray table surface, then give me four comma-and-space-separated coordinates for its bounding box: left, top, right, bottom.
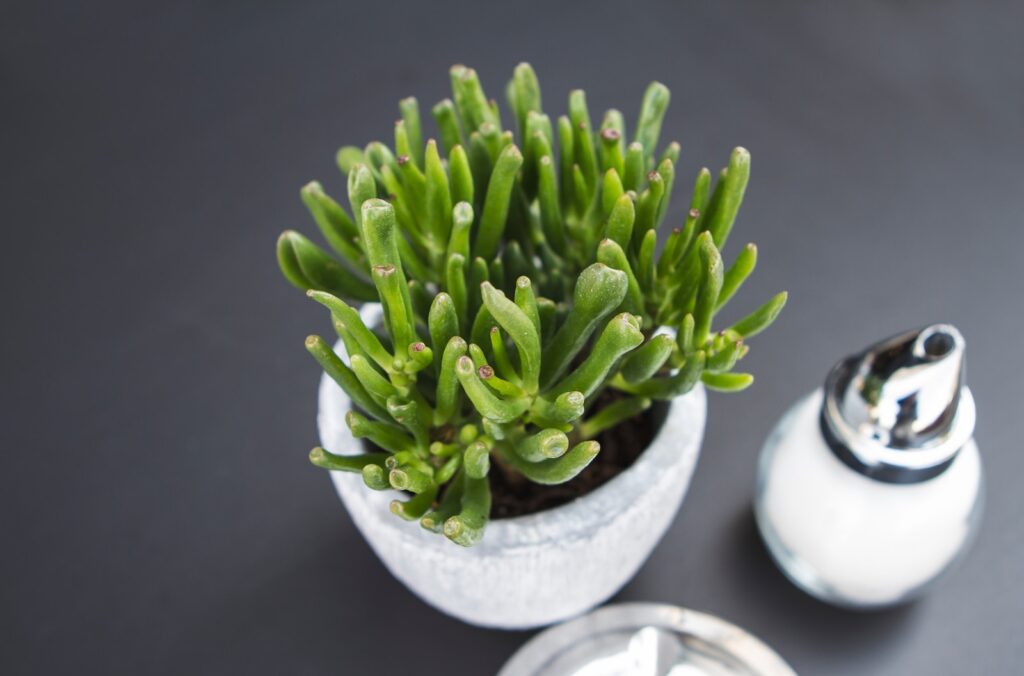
4, 1, 1023, 674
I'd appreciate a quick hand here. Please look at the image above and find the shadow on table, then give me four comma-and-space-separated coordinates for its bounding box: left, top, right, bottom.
166, 519, 525, 674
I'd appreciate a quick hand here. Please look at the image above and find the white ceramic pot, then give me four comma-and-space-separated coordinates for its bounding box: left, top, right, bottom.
316, 318, 706, 629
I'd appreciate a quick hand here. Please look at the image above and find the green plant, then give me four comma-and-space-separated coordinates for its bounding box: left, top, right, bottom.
281, 64, 786, 546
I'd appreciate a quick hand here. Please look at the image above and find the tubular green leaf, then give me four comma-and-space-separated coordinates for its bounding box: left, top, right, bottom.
549, 313, 644, 397
435, 336, 467, 425
702, 371, 754, 392
361, 464, 390, 490
424, 139, 453, 244
532, 390, 586, 425
537, 155, 566, 254
470, 343, 493, 373
677, 313, 695, 354
623, 142, 645, 192
660, 141, 681, 166
399, 97, 424, 168
480, 281, 540, 393
429, 293, 460, 358
693, 233, 724, 348
432, 98, 463, 155
522, 112, 553, 197
717, 243, 758, 311
446, 253, 468, 330
596, 239, 643, 315
704, 147, 751, 249
277, 231, 377, 301
557, 115, 575, 214
620, 333, 676, 383
308, 447, 388, 473
730, 292, 788, 338
386, 397, 428, 449
347, 164, 378, 227
511, 62, 542, 140
444, 473, 491, 546
434, 452, 462, 485
305, 335, 390, 420
569, 89, 598, 191
421, 474, 464, 532
447, 201, 473, 262
405, 341, 433, 374
604, 193, 635, 251
300, 181, 363, 262
455, 356, 529, 423
634, 170, 665, 242
350, 354, 400, 402
514, 276, 541, 336
335, 146, 365, 175
625, 350, 706, 399
599, 127, 625, 177
346, 410, 415, 454
307, 290, 393, 370
463, 441, 491, 479
448, 145, 474, 208
453, 66, 497, 132
655, 157, 675, 230
407, 280, 432, 321
394, 119, 413, 165
474, 144, 524, 260
372, 264, 416, 354
706, 338, 744, 374
488, 328, 519, 383
657, 227, 685, 279
637, 228, 657, 291
467, 131, 492, 200
360, 199, 405, 271
634, 82, 670, 168
570, 163, 590, 218
389, 466, 433, 494
396, 152, 426, 211
690, 166, 712, 213
364, 141, 398, 186
478, 121, 504, 162
601, 108, 626, 145
541, 263, 628, 388
470, 304, 493, 349
391, 484, 438, 520
579, 397, 652, 439
498, 440, 599, 485
514, 428, 570, 463
601, 169, 625, 220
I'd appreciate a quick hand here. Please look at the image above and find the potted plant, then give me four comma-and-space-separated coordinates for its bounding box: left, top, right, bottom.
277, 64, 785, 628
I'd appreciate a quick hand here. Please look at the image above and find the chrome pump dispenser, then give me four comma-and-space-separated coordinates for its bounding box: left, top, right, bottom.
755, 324, 983, 608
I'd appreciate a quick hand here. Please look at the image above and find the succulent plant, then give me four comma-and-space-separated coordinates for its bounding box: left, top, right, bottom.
281, 64, 786, 545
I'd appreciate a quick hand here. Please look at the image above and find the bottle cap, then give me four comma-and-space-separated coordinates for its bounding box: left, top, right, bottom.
822, 324, 975, 483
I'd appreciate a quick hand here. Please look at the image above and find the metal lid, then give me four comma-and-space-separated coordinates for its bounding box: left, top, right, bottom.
498, 603, 795, 676
822, 323, 975, 483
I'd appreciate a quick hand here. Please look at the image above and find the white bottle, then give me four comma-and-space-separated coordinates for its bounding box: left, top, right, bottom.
755, 324, 984, 608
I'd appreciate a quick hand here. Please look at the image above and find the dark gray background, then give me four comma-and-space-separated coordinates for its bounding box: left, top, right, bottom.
4, 1, 1022, 674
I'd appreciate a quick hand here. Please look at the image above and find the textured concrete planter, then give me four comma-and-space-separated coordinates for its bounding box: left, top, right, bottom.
315, 307, 706, 629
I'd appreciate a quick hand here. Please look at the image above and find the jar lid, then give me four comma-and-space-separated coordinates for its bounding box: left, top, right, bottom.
822, 323, 975, 483
498, 603, 795, 676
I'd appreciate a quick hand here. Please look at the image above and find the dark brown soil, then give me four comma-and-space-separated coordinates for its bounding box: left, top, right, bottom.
489, 390, 666, 519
